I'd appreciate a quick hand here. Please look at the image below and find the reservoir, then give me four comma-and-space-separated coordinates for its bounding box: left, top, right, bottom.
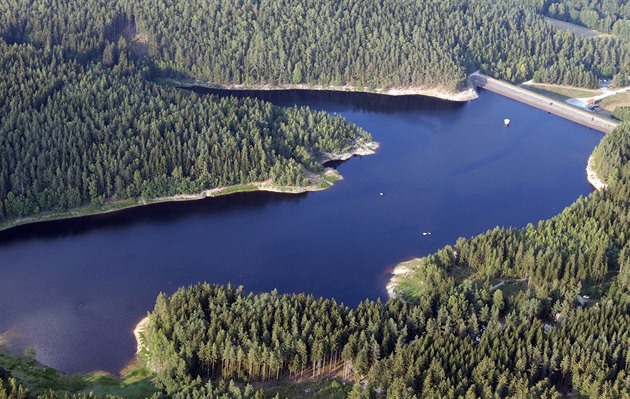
0, 89, 602, 373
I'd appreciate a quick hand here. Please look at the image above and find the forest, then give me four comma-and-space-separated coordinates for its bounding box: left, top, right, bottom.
538, 0, 630, 86
1, 0, 629, 90
126, 0, 630, 88
1, 0, 630, 398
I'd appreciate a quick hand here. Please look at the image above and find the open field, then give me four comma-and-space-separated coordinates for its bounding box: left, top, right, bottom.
598, 91, 630, 112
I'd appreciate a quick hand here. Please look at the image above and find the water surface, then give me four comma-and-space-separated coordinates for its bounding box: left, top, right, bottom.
0, 89, 602, 373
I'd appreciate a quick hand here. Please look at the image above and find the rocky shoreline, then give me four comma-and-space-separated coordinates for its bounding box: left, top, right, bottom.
586, 154, 607, 191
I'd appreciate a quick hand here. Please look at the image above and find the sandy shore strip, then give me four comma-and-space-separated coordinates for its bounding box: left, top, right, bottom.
134, 316, 149, 354
586, 154, 607, 191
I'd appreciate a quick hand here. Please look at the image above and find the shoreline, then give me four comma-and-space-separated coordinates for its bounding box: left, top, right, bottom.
162, 78, 479, 102
134, 316, 149, 354
586, 154, 608, 191
0, 140, 379, 232
386, 153, 610, 299
386, 260, 418, 299
385, 85, 613, 297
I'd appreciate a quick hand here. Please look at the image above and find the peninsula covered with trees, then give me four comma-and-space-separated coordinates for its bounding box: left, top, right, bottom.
0, 40, 371, 224
0, 3, 375, 227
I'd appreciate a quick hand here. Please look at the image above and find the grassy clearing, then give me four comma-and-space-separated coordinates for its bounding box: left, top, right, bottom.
316, 181, 332, 189
77, 371, 157, 398
324, 171, 342, 184
394, 275, 425, 300
598, 91, 630, 112
0, 351, 82, 394
314, 170, 343, 189
78, 359, 158, 398
521, 84, 599, 101
0, 349, 158, 398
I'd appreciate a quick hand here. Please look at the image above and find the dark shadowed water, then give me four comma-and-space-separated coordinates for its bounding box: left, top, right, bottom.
0, 89, 602, 373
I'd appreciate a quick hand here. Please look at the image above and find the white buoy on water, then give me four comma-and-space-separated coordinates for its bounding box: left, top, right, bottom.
504, 118, 510, 126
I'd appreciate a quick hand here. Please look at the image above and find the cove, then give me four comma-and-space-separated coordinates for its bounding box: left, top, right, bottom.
0, 89, 602, 373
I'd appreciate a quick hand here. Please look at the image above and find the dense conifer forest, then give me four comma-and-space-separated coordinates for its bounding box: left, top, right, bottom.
1, 0, 629, 91
126, 0, 629, 89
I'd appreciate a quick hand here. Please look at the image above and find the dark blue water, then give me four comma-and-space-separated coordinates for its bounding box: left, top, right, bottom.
0, 89, 602, 373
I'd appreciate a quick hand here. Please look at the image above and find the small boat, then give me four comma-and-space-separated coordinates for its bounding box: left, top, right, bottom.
422, 232, 432, 236
504, 118, 510, 126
